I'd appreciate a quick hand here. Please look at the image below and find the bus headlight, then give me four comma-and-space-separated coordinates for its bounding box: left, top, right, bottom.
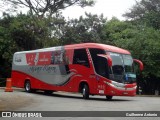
104, 81, 125, 88
104, 81, 137, 91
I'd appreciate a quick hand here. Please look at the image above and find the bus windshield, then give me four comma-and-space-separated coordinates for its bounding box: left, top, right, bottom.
109, 52, 136, 83
89, 48, 136, 84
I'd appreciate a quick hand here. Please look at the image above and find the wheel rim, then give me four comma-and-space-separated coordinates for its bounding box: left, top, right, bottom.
26, 82, 30, 91
82, 87, 86, 96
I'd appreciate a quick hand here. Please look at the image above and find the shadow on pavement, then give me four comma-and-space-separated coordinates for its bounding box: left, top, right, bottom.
21, 90, 134, 102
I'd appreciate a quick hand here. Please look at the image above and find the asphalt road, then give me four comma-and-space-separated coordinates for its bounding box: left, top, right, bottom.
0, 88, 160, 120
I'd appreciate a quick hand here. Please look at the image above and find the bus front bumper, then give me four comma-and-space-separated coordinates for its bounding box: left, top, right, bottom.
103, 81, 137, 96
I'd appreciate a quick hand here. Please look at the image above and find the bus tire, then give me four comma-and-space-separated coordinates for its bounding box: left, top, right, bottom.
24, 81, 32, 93
82, 84, 89, 99
106, 95, 113, 101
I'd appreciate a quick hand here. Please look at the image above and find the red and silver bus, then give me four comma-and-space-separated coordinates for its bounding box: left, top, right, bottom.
12, 43, 143, 100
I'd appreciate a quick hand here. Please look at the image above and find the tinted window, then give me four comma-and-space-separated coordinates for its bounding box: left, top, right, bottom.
89, 48, 109, 78
73, 49, 90, 68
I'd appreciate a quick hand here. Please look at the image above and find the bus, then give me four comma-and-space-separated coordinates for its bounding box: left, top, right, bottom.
12, 43, 143, 100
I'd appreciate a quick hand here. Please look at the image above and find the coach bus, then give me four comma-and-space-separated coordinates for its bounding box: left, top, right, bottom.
12, 43, 143, 100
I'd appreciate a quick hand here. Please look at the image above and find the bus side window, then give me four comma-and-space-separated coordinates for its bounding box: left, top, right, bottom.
73, 49, 90, 68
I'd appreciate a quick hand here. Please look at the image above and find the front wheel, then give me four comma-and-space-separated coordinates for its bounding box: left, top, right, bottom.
82, 84, 89, 99
106, 95, 113, 101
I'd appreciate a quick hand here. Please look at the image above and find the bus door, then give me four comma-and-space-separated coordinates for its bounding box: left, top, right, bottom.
89, 48, 110, 94
72, 48, 92, 90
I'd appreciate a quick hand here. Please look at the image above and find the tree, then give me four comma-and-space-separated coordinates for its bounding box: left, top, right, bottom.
59, 12, 107, 45
123, 0, 160, 29
9, 12, 67, 49
0, 14, 16, 78
103, 17, 136, 45
2, 0, 95, 18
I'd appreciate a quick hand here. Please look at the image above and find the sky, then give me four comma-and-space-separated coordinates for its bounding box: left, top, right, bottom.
0, 0, 139, 20
62, 0, 139, 20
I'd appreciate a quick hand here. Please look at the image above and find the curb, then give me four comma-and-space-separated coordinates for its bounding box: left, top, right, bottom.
136, 95, 160, 97
0, 87, 24, 90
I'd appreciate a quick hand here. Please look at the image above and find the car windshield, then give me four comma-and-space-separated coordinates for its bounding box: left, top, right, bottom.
109, 52, 136, 83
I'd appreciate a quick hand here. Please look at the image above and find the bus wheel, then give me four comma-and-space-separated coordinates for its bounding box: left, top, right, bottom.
82, 84, 89, 99
24, 81, 32, 93
106, 95, 113, 101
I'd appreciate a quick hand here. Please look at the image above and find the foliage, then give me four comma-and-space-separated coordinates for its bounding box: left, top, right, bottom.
0, 15, 16, 77
123, 0, 160, 29
2, 0, 95, 17
59, 13, 107, 44
103, 17, 135, 45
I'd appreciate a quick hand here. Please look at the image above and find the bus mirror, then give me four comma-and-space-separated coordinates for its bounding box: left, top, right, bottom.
133, 59, 144, 71
97, 54, 112, 67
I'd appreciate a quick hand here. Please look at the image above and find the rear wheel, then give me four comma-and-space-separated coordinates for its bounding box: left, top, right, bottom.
106, 95, 113, 101
24, 81, 32, 93
82, 84, 89, 99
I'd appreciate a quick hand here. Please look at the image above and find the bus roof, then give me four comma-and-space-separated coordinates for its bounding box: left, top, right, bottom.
65, 43, 130, 54
14, 43, 130, 55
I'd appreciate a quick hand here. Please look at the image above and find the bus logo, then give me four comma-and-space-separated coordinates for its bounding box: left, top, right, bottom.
2, 112, 11, 117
